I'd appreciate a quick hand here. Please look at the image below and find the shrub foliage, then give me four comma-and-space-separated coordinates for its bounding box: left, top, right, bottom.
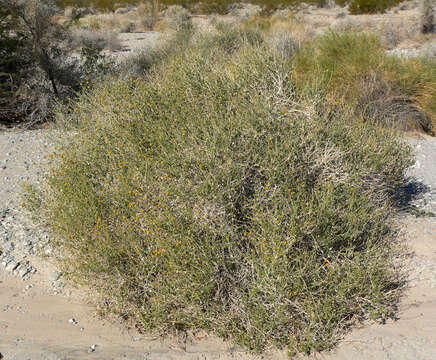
0, 6, 29, 123
293, 32, 436, 133
29, 29, 416, 355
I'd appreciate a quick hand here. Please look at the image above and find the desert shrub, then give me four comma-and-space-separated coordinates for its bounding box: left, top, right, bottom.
0, 0, 122, 125
81, 15, 104, 30
293, 31, 436, 133
0, 0, 83, 125
117, 45, 168, 77
0, 6, 30, 123
118, 18, 136, 32
250, 13, 316, 45
32, 30, 414, 355
267, 32, 297, 58
138, 0, 161, 30
347, 0, 404, 14
377, 19, 420, 49
56, 0, 405, 14
163, 5, 192, 32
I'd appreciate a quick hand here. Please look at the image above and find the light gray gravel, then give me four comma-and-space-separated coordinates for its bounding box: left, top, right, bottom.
0, 128, 54, 279
406, 136, 436, 215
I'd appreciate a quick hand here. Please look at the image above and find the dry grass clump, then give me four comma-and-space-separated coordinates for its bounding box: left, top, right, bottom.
293, 31, 436, 133
26, 27, 415, 355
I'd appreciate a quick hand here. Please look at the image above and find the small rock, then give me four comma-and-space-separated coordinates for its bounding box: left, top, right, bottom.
88, 344, 97, 353
49, 271, 61, 282
68, 318, 78, 325
80, 327, 84, 332
5, 261, 19, 272
13, 263, 24, 275
0, 165, 6, 170
18, 266, 31, 278
2, 257, 13, 268
25, 284, 32, 290
132, 336, 141, 341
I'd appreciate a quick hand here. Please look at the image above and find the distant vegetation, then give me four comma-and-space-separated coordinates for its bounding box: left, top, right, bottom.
56, 0, 406, 15
0, 0, 81, 125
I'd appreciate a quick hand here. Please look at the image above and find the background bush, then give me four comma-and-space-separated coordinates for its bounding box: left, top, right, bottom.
293, 32, 436, 134
0, 0, 80, 125
0, 0, 117, 126
421, 0, 435, 34
0, 6, 30, 124
348, 0, 404, 14
55, 0, 406, 14
30, 28, 414, 355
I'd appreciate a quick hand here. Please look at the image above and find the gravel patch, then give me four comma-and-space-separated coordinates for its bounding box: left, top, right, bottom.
405, 136, 436, 215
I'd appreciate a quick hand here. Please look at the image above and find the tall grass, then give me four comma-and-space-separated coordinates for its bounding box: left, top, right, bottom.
25, 27, 416, 355
293, 32, 436, 133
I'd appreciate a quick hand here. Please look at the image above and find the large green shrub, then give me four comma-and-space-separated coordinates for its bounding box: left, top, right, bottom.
30, 31, 413, 355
